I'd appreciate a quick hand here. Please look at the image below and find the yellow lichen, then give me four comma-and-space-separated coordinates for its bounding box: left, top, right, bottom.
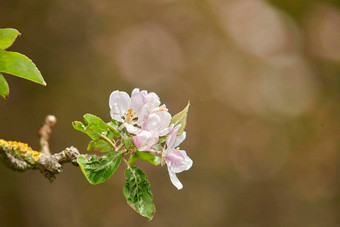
0, 139, 40, 163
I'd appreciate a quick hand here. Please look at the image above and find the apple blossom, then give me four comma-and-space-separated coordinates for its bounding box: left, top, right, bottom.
110, 88, 173, 151
164, 125, 193, 190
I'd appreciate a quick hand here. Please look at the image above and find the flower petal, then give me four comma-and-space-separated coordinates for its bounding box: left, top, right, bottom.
174, 131, 186, 147
166, 125, 181, 148
109, 91, 131, 116
145, 92, 161, 108
132, 130, 159, 151
136, 103, 153, 126
167, 166, 183, 190
131, 88, 146, 116
110, 103, 123, 122
124, 123, 141, 134
166, 148, 193, 173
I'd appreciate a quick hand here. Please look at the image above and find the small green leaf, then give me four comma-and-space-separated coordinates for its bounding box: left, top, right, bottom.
0, 72, 9, 99
123, 166, 156, 220
87, 139, 113, 152
0, 49, 46, 86
83, 114, 108, 132
0, 28, 20, 49
129, 151, 161, 166
107, 120, 121, 137
73, 114, 109, 140
128, 153, 139, 165
77, 152, 122, 185
122, 134, 133, 149
170, 101, 190, 135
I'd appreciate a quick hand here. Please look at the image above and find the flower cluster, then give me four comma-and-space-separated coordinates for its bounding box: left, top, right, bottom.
109, 88, 193, 189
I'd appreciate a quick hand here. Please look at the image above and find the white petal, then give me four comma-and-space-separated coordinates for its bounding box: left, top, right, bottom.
136, 104, 153, 126
131, 88, 146, 116
143, 113, 161, 131
145, 92, 161, 108
174, 131, 186, 147
124, 123, 141, 134
109, 91, 131, 115
167, 166, 183, 190
159, 123, 174, 137
110, 103, 124, 122
166, 125, 181, 148
155, 111, 171, 131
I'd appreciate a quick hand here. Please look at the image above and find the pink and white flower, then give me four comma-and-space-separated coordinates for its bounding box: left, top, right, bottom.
164, 125, 193, 190
109, 88, 173, 151
109, 88, 160, 125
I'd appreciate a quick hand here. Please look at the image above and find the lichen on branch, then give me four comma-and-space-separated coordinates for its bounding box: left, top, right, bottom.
0, 115, 81, 182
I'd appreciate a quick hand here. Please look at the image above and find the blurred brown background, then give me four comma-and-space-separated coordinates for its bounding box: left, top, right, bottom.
1, 0, 339, 226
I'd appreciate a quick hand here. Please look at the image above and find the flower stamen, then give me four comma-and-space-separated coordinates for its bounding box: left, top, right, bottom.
125, 108, 135, 124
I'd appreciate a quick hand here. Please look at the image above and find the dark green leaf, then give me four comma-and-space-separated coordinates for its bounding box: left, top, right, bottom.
0, 49, 46, 86
128, 151, 161, 166
77, 152, 122, 185
170, 101, 190, 135
123, 166, 156, 220
0, 72, 9, 99
0, 28, 20, 49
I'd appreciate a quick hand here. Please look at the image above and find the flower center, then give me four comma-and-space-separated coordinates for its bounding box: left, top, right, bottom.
125, 108, 135, 124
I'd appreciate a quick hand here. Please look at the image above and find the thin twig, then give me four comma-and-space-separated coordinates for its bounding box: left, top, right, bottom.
0, 115, 85, 182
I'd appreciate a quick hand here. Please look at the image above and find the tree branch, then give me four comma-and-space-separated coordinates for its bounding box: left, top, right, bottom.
0, 115, 86, 182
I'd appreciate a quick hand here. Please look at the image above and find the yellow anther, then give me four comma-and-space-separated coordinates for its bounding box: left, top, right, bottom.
125, 108, 135, 124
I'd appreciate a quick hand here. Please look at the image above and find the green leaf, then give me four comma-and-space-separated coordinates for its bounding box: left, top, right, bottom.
0, 72, 9, 99
0, 49, 46, 86
73, 114, 109, 140
123, 166, 156, 220
129, 151, 161, 166
77, 152, 122, 185
83, 113, 108, 132
122, 134, 133, 149
170, 101, 190, 135
87, 139, 113, 152
107, 120, 121, 137
0, 28, 20, 49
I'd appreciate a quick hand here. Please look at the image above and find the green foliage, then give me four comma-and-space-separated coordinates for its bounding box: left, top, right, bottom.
129, 151, 161, 166
122, 134, 133, 149
171, 101, 190, 135
0, 28, 46, 99
0, 28, 20, 49
0, 73, 9, 99
77, 152, 122, 185
123, 166, 156, 220
73, 114, 117, 152
107, 120, 121, 137
87, 139, 113, 153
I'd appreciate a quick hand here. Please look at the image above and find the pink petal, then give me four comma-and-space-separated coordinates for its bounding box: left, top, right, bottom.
166, 148, 193, 173
132, 130, 159, 151
166, 125, 181, 148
